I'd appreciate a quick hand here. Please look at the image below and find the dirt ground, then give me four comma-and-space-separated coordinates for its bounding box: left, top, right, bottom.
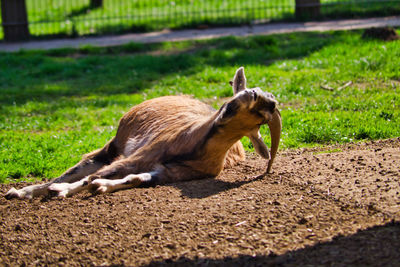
1, 138, 399, 266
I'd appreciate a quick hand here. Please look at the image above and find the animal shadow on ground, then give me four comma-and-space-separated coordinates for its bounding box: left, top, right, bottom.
145, 220, 400, 266
34, 170, 265, 202
172, 173, 266, 199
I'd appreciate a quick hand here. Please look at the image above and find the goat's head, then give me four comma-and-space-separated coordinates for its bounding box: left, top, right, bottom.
220, 67, 282, 173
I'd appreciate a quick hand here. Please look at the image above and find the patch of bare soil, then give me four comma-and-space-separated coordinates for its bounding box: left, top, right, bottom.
1, 138, 399, 266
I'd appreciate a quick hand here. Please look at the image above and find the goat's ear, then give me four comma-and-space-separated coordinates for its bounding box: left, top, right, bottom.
232, 67, 247, 95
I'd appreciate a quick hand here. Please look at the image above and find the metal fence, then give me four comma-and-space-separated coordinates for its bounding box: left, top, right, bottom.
1, 0, 399, 41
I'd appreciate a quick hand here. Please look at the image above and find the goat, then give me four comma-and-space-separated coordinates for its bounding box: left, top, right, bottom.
5, 67, 281, 199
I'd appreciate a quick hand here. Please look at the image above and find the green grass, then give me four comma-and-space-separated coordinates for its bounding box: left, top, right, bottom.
1, 29, 399, 183
1, 0, 400, 40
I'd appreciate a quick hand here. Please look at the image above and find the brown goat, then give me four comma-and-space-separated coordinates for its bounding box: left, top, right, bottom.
5, 67, 281, 199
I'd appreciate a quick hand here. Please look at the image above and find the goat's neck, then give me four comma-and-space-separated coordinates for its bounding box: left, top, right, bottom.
207, 122, 247, 152
189, 115, 248, 175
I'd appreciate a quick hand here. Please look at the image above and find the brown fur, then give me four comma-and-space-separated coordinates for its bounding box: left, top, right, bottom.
89, 95, 246, 183
5, 67, 280, 199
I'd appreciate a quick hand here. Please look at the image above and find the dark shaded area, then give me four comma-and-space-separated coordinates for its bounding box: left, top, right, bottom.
0, 47, 198, 104
295, 0, 321, 20
90, 0, 103, 9
0, 31, 348, 105
173, 172, 266, 199
66, 5, 95, 20
320, 1, 400, 21
1, 0, 29, 41
362, 27, 400, 41
146, 220, 400, 266
291, 1, 400, 22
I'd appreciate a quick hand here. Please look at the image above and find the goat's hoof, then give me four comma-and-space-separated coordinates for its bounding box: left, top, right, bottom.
48, 184, 69, 198
88, 175, 100, 183
95, 186, 109, 195
5, 188, 32, 200
88, 183, 98, 194
90, 185, 108, 195
5, 187, 21, 199
89, 181, 110, 195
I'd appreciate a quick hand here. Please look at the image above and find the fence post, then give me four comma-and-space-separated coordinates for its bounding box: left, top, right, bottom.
295, 0, 320, 19
90, 0, 103, 8
1, 0, 30, 41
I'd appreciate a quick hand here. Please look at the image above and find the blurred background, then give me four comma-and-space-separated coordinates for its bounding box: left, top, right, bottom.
2, 0, 400, 41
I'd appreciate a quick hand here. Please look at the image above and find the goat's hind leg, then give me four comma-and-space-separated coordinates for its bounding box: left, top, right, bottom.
5, 142, 116, 199
46, 156, 109, 198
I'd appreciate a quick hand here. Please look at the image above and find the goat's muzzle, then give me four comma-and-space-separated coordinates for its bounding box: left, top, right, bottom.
266, 108, 281, 174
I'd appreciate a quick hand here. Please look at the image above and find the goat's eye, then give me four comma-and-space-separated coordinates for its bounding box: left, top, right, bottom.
252, 90, 258, 101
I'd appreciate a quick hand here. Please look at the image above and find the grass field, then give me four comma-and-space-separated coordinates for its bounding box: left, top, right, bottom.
1, 0, 400, 39
1, 29, 399, 183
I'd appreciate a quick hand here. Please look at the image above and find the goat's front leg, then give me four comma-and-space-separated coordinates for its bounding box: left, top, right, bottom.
5, 157, 105, 199
48, 172, 156, 197
87, 157, 153, 194
47, 176, 92, 198
89, 160, 207, 195
90, 161, 210, 195
248, 128, 270, 159
90, 172, 156, 194
48, 157, 140, 197
5, 139, 118, 199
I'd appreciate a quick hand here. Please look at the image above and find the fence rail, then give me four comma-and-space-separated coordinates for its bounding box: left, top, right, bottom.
1, 0, 400, 41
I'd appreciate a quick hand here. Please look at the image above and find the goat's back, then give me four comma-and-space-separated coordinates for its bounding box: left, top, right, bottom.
113, 95, 245, 168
